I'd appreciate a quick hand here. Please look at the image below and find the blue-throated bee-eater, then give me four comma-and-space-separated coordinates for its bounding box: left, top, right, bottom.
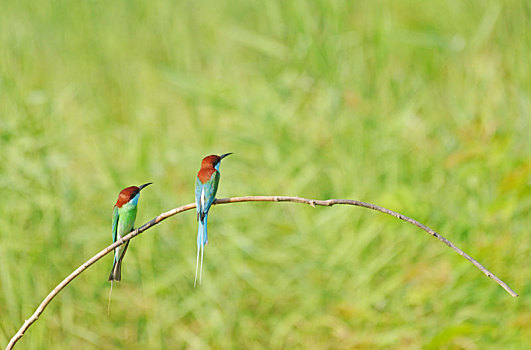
108, 182, 151, 313
194, 153, 231, 286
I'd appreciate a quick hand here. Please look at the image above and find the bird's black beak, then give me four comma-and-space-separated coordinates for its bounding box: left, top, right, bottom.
138, 182, 153, 191
219, 153, 233, 160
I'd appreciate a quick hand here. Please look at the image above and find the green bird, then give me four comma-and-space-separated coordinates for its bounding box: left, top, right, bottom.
107, 182, 152, 313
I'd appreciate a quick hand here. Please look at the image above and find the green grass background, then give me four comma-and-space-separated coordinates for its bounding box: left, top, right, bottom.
1, 0, 529, 348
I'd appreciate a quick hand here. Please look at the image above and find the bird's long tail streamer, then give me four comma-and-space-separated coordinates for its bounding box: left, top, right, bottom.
200, 229, 204, 286
194, 220, 203, 287
194, 244, 200, 287
107, 281, 114, 316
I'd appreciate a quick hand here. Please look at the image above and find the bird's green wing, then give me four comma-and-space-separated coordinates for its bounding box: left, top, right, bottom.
111, 206, 119, 243
203, 171, 220, 213
195, 176, 203, 218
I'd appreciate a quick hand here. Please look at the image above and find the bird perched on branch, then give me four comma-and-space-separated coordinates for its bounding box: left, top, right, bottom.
108, 182, 152, 313
194, 153, 232, 286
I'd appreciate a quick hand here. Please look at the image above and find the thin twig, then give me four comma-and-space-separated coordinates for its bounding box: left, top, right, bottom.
6, 196, 518, 349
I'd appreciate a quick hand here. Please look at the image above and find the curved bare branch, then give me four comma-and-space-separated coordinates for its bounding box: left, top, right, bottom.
6, 196, 518, 349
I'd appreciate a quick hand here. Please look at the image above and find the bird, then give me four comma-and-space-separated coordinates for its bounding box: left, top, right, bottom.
108, 182, 152, 314
194, 153, 232, 286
